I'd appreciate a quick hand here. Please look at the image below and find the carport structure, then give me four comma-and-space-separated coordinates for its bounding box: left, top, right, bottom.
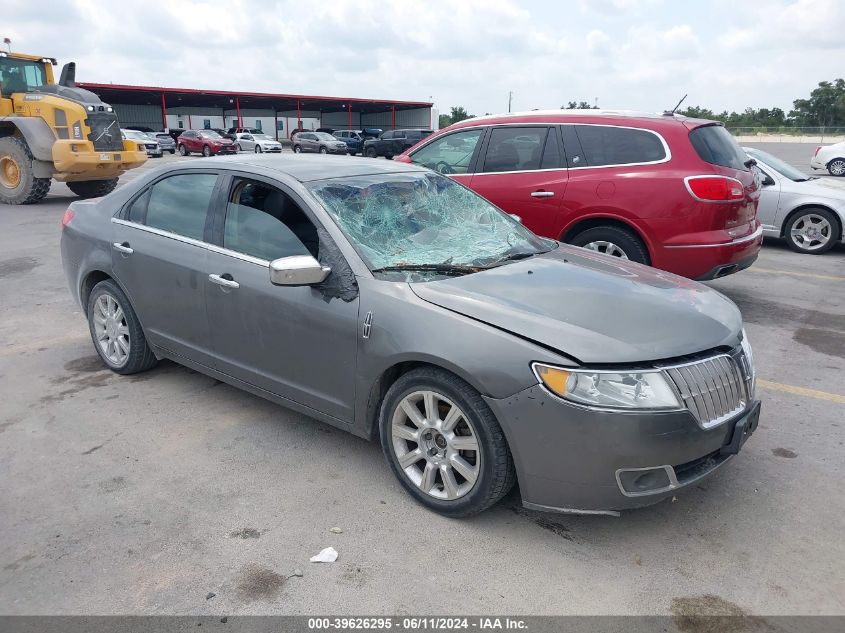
77, 82, 434, 139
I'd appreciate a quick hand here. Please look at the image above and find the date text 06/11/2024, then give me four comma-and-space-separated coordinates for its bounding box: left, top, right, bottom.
307, 617, 528, 630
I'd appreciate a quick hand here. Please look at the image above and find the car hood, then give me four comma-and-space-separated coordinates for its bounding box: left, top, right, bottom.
795, 177, 845, 198
410, 246, 742, 365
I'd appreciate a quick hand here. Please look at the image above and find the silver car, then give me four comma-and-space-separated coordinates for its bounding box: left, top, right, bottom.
746, 147, 845, 254
293, 131, 348, 155
235, 132, 283, 153
60, 155, 759, 517
122, 129, 162, 158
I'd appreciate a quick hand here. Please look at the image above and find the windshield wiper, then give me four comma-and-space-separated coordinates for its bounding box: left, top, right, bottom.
371, 263, 483, 275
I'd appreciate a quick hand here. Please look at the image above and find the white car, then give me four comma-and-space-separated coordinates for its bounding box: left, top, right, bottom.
746, 147, 845, 254
810, 141, 845, 176
235, 132, 283, 153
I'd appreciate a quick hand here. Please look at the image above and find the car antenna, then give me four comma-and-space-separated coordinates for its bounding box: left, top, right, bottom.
664, 94, 688, 116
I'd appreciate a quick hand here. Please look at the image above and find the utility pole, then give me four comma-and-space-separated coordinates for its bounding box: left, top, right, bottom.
508, 90, 513, 113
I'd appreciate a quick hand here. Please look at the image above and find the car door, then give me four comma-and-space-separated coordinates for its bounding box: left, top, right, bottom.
468, 126, 567, 236
304, 133, 319, 152
111, 170, 222, 366
407, 127, 486, 188
755, 166, 781, 232
203, 173, 360, 422
239, 134, 254, 151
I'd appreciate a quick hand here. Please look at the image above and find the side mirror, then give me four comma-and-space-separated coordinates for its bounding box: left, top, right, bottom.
269, 255, 331, 286
509, 214, 522, 223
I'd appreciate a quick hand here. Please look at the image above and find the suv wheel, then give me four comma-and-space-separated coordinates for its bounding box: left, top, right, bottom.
293, 145, 302, 153
202, 145, 212, 157
365, 147, 377, 158
569, 225, 650, 264
785, 208, 838, 254
319, 146, 328, 154
379, 367, 516, 517
827, 158, 845, 177
177, 144, 188, 156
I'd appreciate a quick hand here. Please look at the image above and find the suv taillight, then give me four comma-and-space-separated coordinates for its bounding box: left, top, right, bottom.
814, 146, 822, 157
684, 176, 745, 202
61, 208, 74, 228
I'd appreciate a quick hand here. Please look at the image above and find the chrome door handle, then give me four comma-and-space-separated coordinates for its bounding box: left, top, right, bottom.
112, 242, 133, 254
209, 274, 239, 289
531, 191, 555, 198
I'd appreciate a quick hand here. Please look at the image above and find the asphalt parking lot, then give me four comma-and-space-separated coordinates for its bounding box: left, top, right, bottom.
1, 145, 843, 617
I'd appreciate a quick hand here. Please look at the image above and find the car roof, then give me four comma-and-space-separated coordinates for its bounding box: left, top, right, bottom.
446, 109, 715, 131
183, 154, 428, 182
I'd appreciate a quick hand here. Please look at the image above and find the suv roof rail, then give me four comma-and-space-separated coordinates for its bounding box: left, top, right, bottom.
464, 109, 667, 123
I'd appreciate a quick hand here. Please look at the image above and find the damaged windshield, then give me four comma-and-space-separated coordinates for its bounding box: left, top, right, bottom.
307, 171, 551, 278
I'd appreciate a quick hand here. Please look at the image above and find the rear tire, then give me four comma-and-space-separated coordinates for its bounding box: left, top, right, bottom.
178, 144, 188, 156
568, 225, 650, 265
87, 279, 157, 375
0, 136, 51, 205
784, 207, 839, 254
319, 146, 328, 154
293, 145, 302, 153
66, 178, 119, 199
255, 145, 262, 153
379, 367, 516, 517
827, 158, 845, 177
237, 143, 243, 152
169, 149, 176, 155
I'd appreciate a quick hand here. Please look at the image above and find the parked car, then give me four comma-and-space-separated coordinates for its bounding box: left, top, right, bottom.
810, 141, 845, 177
332, 129, 383, 156
125, 125, 156, 134
316, 127, 335, 134
121, 129, 162, 158
227, 127, 263, 138
363, 129, 433, 159
152, 132, 176, 155
293, 131, 348, 154
745, 147, 844, 254
235, 132, 283, 153
397, 111, 762, 280
177, 130, 238, 157
60, 155, 759, 517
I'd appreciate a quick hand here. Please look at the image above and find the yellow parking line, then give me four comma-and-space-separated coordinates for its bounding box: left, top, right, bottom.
758, 379, 845, 404
0, 333, 88, 358
749, 267, 845, 282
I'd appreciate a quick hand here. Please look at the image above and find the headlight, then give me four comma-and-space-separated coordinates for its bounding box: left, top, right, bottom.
740, 327, 756, 396
533, 363, 681, 410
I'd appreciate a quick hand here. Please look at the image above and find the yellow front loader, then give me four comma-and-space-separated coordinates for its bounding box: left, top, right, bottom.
0, 51, 147, 204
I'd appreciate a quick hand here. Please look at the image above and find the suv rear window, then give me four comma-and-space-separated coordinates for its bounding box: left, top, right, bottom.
573, 125, 666, 167
689, 125, 748, 171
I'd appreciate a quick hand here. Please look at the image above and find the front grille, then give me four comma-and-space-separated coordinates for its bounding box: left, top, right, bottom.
85, 112, 123, 151
145, 144, 158, 149
663, 353, 750, 428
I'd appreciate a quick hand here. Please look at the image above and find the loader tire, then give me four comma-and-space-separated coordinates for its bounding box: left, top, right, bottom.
0, 136, 51, 205
67, 178, 119, 199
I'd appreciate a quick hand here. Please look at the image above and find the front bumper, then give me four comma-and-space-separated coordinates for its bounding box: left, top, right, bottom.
658, 224, 763, 279
213, 145, 238, 154
327, 146, 348, 154
52, 140, 147, 181
484, 385, 761, 514
810, 157, 824, 170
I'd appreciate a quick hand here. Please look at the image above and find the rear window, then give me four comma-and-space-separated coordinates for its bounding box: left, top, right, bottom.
689, 125, 748, 171
573, 125, 666, 167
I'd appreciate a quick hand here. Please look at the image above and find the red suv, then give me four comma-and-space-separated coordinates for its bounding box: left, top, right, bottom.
176, 130, 238, 157
396, 111, 762, 280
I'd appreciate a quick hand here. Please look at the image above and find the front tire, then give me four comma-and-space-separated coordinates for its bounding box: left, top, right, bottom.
66, 178, 119, 198
379, 367, 516, 517
237, 143, 244, 152
87, 280, 157, 375
569, 225, 650, 264
827, 158, 845, 177
169, 149, 176, 155
784, 207, 839, 254
319, 146, 328, 154
0, 136, 51, 205
178, 144, 188, 156
365, 147, 377, 158
202, 145, 212, 157
254, 145, 262, 153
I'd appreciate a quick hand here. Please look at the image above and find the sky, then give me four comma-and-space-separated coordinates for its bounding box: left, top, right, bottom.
4, 0, 844, 116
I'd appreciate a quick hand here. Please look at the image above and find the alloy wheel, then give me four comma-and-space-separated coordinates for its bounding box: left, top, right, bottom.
92, 293, 130, 367
790, 213, 832, 251
583, 240, 629, 259
391, 390, 481, 500
829, 159, 845, 176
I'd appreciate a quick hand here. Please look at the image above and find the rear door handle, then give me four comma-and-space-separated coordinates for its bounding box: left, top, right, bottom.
531, 191, 555, 198
112, 242, 133, 254
209, 274, 240, 289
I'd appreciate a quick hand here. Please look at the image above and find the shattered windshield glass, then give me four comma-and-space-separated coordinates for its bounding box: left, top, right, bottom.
307, 172, 551, 278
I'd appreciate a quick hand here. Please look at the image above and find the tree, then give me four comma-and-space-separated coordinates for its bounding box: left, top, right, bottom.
563, 101, 597, 109
439, 105, 473, 129
789, 79, 845, 128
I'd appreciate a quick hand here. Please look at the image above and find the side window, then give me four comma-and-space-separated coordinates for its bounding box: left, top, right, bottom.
223, 180, 319, 261
410, 129, 484, 175
127, 189, 149, 224
144, 173, 218, 240
573, 125, 666, 167
560, 126, 586, 167
540, 127, 562, 169
482, 127, 549, 173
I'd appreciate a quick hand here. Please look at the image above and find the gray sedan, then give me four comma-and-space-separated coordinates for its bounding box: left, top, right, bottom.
60, 155, 759, 517
746, 147, 845, 254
